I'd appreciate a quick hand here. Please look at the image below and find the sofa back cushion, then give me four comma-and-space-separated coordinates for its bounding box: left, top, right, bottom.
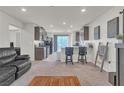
0, 48, 17, 66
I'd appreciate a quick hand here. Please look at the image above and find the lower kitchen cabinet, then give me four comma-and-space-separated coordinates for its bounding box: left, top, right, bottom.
35, 47, 44, 60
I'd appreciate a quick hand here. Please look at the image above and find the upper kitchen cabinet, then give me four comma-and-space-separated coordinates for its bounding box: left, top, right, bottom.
75, 32, 80, 42
34, 26, 47, 41
84, 26, 89, 40
34, 26, 40, 40
40, 27, 47, 41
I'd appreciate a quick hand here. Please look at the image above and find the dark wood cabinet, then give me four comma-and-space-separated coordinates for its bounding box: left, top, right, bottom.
34, 26, 40, 40
34, 26, 47, 61
35, 48, 44, 60
75, 32, 80, 42
84, 26, 89, 40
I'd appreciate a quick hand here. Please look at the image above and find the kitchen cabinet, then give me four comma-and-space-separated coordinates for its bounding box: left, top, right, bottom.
34, 26, 40, 40
35, 47, 44, 60
84, 26, 89, 40
75, 32, 80, 42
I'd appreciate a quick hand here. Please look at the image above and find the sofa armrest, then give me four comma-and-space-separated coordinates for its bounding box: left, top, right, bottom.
15, 55, 30, 60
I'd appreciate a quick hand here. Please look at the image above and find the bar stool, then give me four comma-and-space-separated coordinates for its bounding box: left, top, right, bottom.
78, 47, 87, 64
65, 47, 74, 65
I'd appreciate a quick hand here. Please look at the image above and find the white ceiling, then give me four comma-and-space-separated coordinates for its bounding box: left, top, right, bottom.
0, 6, 112, 32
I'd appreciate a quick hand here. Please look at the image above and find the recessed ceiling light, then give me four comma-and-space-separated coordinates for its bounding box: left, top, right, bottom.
21, 8, 27, 12
81, 9, 86, 12
50, 25, 54, 28
63, 22, 66, 25
70, 25, 73, 28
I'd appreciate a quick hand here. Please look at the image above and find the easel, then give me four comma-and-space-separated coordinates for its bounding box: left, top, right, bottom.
95, 42, 109, 72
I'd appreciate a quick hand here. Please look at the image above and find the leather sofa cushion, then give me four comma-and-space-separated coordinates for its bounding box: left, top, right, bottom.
0, 54, 16, 66
0, 48, 17, 66
0, 74, 15, 86
0, 66, 16, 83
0, 48, 16, 59
10, 60, 31, 71
16, 64, 31, 79
15, 55, 30, 60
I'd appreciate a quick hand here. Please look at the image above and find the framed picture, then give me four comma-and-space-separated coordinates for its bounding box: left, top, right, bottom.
107, 17, 119, 38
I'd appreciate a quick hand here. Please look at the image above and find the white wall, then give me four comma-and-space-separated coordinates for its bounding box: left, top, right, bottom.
71, 32, 76, 46
86, 6, 124, 72
9, 30, 21, 47
21, 23, 35, 61
0, 11, 35, 61
9, 30, 17, 43
0, 11, 23, 47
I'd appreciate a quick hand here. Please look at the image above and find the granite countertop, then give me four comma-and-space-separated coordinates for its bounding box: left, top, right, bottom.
35, 47, 45, 48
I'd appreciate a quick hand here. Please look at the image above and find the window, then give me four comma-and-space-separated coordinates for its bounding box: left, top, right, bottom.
57, 35, 69, 51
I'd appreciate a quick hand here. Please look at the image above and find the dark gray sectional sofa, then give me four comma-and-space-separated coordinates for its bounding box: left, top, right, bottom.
0, 48, 31, 86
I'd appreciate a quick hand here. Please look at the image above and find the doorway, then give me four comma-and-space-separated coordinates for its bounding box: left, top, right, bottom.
54, 35, 69, 52
9, 25, 21, 47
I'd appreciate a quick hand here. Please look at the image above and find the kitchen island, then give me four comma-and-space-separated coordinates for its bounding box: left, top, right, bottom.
57, 46, 93, 63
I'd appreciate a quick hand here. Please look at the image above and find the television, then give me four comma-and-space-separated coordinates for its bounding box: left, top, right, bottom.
94, 26, 100, 40
107, 17, 119, 38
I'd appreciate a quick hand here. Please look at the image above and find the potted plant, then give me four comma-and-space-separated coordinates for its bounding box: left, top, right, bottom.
116, 34, 124, 43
